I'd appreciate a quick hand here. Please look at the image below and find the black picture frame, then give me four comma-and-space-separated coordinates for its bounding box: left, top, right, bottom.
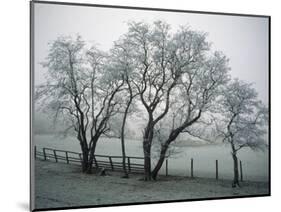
30, 1, 271, 211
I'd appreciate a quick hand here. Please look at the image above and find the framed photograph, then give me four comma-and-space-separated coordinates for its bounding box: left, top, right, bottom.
30, 0, 270, 211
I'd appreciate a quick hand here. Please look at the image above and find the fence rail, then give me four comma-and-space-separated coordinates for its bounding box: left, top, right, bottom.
34, 146, 243, 181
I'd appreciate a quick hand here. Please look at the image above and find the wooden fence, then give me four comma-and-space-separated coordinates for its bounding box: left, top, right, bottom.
34, 146, 145, 174
34, 146, 243, 181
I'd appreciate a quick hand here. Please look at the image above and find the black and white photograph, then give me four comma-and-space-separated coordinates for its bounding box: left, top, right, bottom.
30, 1, 270, 211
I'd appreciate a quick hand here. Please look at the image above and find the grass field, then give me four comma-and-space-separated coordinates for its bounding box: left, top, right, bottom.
34, 160, 269, 209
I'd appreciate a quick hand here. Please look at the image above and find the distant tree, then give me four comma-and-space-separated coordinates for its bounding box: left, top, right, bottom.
35, 35, 124, 173
216, 79, 268, 187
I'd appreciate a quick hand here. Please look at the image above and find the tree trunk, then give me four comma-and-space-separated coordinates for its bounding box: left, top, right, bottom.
78, 137, 89, 173
142, 119, 154, 181
151, 144, 168, 180
232, 151, 240, 187
86, 149, 95, 174
121, 106, 129, 178
143, 144, 151, 180
81, 150, 89, 173
86, 137, 99, 174
121, 137, 129, 178
151, 129, 181, 180
143, 136, 151, 180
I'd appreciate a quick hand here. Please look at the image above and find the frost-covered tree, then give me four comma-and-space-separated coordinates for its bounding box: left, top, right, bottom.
216, 79, 268, 187
151, 52, 230, 179
35, 35, 124, 173
117, 21, 214, 180
105, 39, 140, 177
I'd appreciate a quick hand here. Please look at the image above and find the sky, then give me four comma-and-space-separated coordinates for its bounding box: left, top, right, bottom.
33, 2, 269, 104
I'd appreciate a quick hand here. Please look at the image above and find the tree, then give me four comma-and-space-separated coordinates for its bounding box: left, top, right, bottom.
106, 39, 140, 177
216, 79, 268, 187
151, 51, 230, 179
151, 119, 184, 160
36, 35, 124, 173
118, 21, 213, 180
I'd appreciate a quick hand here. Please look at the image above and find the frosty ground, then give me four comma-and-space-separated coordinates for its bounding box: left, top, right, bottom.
35, 160, 269, 209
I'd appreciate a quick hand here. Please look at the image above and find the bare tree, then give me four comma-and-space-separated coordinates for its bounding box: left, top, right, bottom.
36, 35, 124, 173
151, 52, 230, 179
215, 79, 268, 187
118, 21, 212, 180
106, 40, 140, 177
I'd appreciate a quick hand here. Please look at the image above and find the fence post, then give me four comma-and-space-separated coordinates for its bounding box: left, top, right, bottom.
127, 157, 131, 173
216, 160, 219, 180
94, 156, 99, 168
53, 150, 58, 162
240, 160, 243, 182
66, 151, 69, 164
43, 148, 46, 161
191, 158, 194, 178
79, 154, 83, 166
109, 156, 114, 170
166, 159, 168, 176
